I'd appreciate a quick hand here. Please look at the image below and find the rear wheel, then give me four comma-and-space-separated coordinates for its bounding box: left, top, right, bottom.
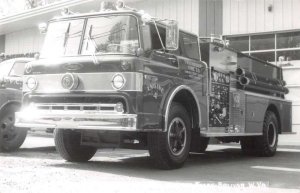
240, 111, 278, 156
254, 111, 278, 156
148, 103, 191, 169
0, 105, 27, 152
54, 129, 97, 162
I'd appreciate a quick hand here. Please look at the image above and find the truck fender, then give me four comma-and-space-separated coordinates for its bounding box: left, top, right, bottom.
162, 85, 201, 132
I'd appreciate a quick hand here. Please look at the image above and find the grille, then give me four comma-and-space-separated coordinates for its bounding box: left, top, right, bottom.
33, 103, 122, 113
25, 95, 127, 112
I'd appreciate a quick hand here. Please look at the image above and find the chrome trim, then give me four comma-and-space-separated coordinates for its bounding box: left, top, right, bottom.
244, 91, 291, 103
15, 110, 137, 131
200, 132, 262, 137
200, 126, 263, 137
33, 103, 123, 113
23, 72, 143, 93
164, 85, 201, 132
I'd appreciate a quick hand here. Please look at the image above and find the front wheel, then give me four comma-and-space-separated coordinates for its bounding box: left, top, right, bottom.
0, 105, 27, 152
148, 103, 191, 169
54, 129, 97, 162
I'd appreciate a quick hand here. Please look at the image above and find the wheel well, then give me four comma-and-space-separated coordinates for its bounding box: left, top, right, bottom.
0, 101, 21, 116
267, 104, 281, 134
172, 89, 199, 129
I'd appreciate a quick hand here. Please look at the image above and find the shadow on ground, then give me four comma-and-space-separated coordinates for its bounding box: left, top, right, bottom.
1, 141, 300, 189
47, 148, 300, 189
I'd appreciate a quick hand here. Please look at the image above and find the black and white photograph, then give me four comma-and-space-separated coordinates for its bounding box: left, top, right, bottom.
0, 0, 300, 192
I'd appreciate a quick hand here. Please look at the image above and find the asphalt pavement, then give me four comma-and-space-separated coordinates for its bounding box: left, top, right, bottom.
0, 131, 300, 193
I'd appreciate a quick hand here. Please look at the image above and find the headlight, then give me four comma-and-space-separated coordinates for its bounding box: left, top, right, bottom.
26, 77, 38, 91
112, 73, 126, 90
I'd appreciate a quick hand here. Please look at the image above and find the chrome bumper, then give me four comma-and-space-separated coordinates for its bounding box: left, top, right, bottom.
15, 110, 137, 131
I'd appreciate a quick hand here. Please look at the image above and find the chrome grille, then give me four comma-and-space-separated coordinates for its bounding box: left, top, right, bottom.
33, 103, 122, 113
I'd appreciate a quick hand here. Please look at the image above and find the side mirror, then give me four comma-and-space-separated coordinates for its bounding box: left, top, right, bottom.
38, 23, 48, 34
165, 20, 179, 50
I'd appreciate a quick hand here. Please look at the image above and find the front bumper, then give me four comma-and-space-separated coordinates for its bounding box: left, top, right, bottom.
15, 110, 137, 131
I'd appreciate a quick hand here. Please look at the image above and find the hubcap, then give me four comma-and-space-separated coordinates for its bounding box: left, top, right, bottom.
1, 114, 17, 142
167, 117, 187, 156
268, 122, 276, 147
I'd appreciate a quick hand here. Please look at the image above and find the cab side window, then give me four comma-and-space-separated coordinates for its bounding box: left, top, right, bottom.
149, 24, 166, 49
180, 33, 199, 60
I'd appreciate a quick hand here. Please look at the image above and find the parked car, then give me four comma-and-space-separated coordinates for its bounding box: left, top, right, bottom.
0, 58, 34, 152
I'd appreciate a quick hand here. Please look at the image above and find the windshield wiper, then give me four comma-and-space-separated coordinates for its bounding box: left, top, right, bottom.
63, 23, 71, 52
87, 25, 99, 64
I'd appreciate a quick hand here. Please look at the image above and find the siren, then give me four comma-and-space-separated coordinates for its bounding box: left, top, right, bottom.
100, 1, 117, 11
61, 7, 74, 16
100, 1, 128, 12
116, 0, 125, 9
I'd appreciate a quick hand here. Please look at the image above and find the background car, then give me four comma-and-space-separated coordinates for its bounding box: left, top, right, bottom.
0, 58, 34, 152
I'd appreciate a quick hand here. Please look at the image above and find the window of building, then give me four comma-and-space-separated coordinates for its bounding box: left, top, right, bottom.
226, 36, 249, 51
224, 30, 300, 65
251, 34, 275, 50
277, 32, 300, 49
251, 52, 275, 62
277, 50, 300, 61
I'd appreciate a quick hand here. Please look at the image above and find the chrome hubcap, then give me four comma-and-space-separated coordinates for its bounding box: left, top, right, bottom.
167, 117, 187, 156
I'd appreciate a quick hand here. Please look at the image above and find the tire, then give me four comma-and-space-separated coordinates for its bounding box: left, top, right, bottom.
195, 137, 210, 153
240, 136, 256, 155
190, 132, 210, 153
254, 111, 279, 157
0, 104, 27, 152
54, 129, 97, 162
148, 102, 191, 170
240, 111, 278, 157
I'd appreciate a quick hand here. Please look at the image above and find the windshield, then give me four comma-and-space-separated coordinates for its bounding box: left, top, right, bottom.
40, 15, 139, 58
40, 19, 85, 58
82, 15, 139, 55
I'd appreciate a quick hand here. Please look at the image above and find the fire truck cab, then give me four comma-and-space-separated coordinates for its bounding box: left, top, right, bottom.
15, 2, 292, 169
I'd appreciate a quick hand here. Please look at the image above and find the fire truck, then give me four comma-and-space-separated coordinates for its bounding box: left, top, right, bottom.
15, 1, 292, 169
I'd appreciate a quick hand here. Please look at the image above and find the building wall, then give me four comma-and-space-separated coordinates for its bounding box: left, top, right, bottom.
0, 35, 5, 53
128, 0, 200, 35
223, 0, 300, 35
199, 0, 223, 37
5, 27, 44, 55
